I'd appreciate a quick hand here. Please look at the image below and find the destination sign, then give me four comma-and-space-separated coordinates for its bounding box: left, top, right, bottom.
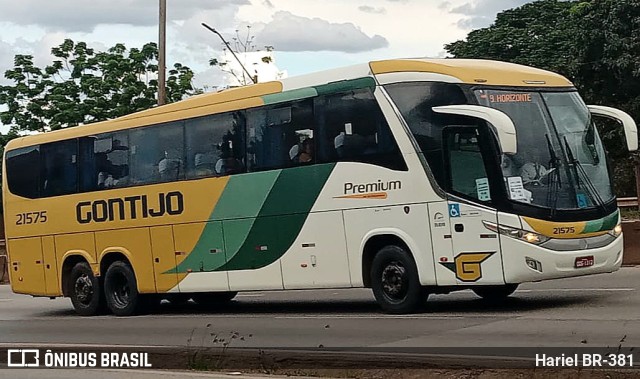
488, 93, 533, 103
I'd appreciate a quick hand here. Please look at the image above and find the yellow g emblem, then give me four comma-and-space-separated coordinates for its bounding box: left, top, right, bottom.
440, 252, 495, 282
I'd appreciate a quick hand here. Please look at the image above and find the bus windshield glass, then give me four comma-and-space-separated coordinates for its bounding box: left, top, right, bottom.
475, 89, 613, 210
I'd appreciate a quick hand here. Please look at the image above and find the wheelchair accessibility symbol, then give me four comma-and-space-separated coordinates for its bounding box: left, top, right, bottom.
449, 203, 460, 218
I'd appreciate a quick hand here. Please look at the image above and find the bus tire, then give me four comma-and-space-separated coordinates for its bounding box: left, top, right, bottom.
191, 291, 238, 305
472, 284, 519, 302
371, 245, 426, 314
69, 262, 106, 316
104, 261, 142, 316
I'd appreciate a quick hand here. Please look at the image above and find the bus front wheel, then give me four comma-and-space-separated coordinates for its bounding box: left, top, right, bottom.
472, 284, 519, 302
104, 261, 142, 316
371, 245, 426, 314
69, 262, 106, 316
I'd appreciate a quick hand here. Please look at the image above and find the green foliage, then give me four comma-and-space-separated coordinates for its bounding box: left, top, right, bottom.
445, 0, 640, 196
0, 39, 199, 134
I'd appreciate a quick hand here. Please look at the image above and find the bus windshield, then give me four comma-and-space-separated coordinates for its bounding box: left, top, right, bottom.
475, 89, 614, 210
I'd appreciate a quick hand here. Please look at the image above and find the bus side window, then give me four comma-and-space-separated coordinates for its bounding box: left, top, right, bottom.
5, 146, 40, 199
445, 128, 491, 202
80, 132, 130, 192
384, 82, 469, 187
130, 121, 184, 185
246, 99, 314, 172
40, 140, 79, 197
316, 89, 406, 171
185, 111, 245, 179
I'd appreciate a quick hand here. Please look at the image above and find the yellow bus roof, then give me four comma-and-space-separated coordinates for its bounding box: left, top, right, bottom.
370, 58, 573, 87
5, 58, 573, 150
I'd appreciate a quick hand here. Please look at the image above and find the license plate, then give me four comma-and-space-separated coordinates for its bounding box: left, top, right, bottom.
575, 256, 594, 268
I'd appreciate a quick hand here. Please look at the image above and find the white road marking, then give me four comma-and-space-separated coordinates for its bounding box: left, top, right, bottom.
517, 288, 634, 292
274, 315, 469, 319
235, 294, 264, 297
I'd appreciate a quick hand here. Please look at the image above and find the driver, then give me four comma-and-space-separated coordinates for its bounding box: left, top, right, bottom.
520, 161, 549, 185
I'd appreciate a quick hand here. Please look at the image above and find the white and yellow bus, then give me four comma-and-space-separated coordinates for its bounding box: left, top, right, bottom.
3, 59, 637, 316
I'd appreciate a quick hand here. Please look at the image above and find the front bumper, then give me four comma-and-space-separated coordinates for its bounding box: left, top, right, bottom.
501, 233, 623, 284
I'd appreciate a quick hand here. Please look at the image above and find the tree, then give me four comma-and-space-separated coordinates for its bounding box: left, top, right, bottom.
209, 26, 282, 87
445, 0, 578, 74
0, 39, 199, 134
445, 0, 640, 196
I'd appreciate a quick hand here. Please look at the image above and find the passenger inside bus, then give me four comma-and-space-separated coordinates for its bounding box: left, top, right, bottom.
289, 138, 314, 164
214, 141, 244, 175
96, 153, 129, 189
158, 151, 182, 182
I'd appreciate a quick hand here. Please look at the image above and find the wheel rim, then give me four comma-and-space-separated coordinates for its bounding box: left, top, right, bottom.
74, 274, 94, 306
381, 260, 408, 303
110, 272, 131, 308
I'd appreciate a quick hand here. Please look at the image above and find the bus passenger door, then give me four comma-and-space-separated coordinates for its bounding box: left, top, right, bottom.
446, 201, 503, 285
428, 202, 456, 286
442, 127, 504, 285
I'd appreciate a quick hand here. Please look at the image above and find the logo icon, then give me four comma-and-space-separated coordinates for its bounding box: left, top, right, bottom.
403, 206, 410, 214
7, 349, 40, 367
433, 212, 446, 228
440, 252, 495, 282
448, 203, 460, 218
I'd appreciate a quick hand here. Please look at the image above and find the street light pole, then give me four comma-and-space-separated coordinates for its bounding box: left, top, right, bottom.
158, 0, 167, 105
201, 23, 256, 84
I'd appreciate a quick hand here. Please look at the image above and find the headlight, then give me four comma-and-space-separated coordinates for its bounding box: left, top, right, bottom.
608, 223, 622, 238
483, 221, 550, 245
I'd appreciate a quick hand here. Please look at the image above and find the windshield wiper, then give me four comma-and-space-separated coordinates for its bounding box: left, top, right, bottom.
563, 136, 605, 210
545, 133, 562, 217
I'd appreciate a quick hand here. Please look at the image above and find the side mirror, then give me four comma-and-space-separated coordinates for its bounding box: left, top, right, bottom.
432, 105, 517, 154
588, 105, 638, 152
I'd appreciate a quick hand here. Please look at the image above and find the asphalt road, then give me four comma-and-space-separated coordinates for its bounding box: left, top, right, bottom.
0, 267, 639, 352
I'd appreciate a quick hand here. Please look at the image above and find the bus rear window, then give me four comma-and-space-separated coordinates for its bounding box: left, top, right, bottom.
6, 146, 40, 199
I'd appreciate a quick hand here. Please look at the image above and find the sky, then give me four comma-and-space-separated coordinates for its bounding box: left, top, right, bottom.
0, 0, 532, 130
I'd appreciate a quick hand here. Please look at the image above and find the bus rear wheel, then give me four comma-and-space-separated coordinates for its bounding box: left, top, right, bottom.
104, 261, 143, 316
472, 284, 519, 302
191, 291, 238, 306
371, 245, 426, 314
69, 262, 106, 316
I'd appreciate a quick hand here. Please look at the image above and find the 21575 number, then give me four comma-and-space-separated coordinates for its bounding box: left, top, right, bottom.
16, 211, 48, 225
553, 226, 576, 235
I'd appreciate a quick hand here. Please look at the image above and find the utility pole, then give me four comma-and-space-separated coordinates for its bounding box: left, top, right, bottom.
158, 0, 167, 105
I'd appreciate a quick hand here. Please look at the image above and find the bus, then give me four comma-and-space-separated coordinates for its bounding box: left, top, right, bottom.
3, 59, 637, 316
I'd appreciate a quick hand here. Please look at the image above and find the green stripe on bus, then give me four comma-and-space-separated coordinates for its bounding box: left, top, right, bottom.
167, 164, 335, 274
262, 88, 318, 105
222, 218, 256, 263
600, 210, 619, 230
260, 78, 375, 107
217, 213, 307, 271
166, 221, 225, 274
314, 77, 376, 95
216, 163, 335, 271
211, 170, 280, 220
257, 164, 335, 217
582, 210, 618, 233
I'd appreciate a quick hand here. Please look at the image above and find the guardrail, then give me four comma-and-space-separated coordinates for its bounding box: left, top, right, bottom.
618, 197, 639, 208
